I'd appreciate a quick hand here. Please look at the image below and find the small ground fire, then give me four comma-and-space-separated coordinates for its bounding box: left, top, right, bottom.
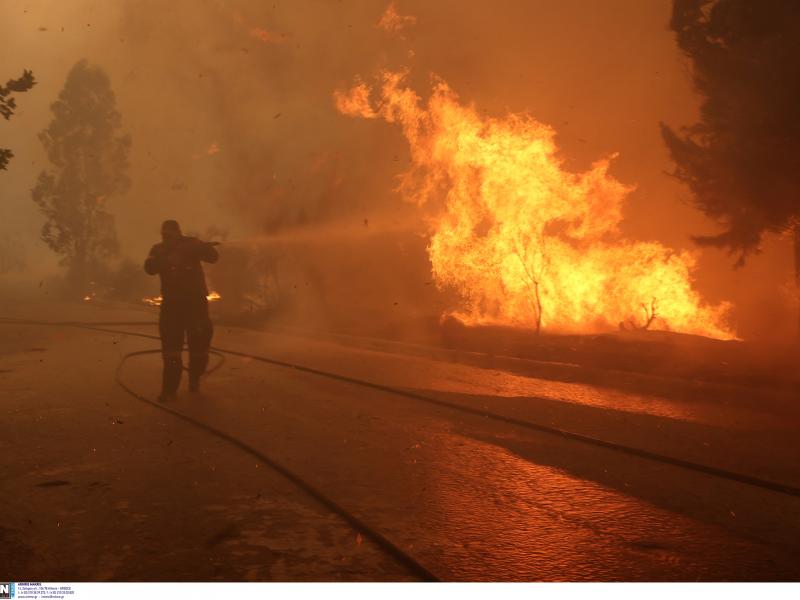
142, 290, 222, 307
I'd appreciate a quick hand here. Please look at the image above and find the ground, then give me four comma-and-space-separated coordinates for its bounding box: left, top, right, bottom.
1, 298, 799, 581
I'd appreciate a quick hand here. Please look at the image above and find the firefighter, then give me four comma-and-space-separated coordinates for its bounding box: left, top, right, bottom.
144, 220, 219, 401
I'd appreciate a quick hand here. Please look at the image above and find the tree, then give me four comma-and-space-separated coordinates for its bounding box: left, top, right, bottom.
513, 232, 547, 335
661, 0, 800, 334
1, 69, 36, 171
32, 60, 131, 291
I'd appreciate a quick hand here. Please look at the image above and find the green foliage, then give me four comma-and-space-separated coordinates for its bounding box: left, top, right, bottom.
661, 0, 800, 265
0, 69, 36, 171
32, 60, 130, 288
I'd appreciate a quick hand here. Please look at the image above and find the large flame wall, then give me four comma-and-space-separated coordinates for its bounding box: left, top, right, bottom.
337, 71, 734, 339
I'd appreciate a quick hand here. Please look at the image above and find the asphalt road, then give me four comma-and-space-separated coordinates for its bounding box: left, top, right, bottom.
2, 302, 799, 581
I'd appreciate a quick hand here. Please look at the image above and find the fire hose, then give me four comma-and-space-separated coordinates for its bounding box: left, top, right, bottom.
0, 316, 438, 581
3, 317, 800, 499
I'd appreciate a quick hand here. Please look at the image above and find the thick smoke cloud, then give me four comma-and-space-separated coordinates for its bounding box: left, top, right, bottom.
0, 0, 796, 339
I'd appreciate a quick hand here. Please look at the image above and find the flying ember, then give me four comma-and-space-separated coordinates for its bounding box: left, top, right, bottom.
335, 71, 734, 339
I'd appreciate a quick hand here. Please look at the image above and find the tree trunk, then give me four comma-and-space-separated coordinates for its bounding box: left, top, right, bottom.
533, 280, 542, 335
69, 242, 88, 297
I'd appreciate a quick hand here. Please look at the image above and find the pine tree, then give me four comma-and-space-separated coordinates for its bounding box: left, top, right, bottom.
661, 0, 800, 335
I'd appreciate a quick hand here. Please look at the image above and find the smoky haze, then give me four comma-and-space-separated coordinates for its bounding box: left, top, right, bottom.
0, 0, 796, 340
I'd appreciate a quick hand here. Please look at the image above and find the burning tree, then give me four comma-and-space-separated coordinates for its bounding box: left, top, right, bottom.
336, 71, 733, 338
512, 230, 548, 335
1, 69, 36, 171
661, 0, 800, 335
32, 60, 130, 292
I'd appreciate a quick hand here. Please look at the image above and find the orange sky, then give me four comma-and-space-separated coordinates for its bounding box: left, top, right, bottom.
1, 0, 795, 339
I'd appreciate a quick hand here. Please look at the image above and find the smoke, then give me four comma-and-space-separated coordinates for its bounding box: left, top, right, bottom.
0, 0, 795, 339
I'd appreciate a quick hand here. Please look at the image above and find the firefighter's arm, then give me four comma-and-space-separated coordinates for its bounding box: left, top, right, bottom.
144, 245, 164, 275
198, 241, 219, 264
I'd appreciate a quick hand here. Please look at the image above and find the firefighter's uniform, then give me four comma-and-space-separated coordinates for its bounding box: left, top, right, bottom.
144, 222, 218, 399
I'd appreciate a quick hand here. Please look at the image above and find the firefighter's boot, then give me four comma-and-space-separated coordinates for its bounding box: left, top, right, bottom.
160, 353, 182, 401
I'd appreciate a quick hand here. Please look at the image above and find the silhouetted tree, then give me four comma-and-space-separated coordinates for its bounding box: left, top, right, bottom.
1, 69, 36, 171
32, 60, 130, 292
513, 234, 547, 335
661, 0, 800, 333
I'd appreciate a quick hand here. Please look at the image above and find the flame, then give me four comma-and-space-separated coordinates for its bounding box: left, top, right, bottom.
376, 3, 417, 34
334, 81, 377, 119
142, 291, 222, 307
142, 295, 162, 307
336, 71, 734, 339
83, 292, 95, 303
250, 27, 282, 44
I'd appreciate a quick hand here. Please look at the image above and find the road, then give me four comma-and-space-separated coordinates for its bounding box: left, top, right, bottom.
2, 301, 800, 581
